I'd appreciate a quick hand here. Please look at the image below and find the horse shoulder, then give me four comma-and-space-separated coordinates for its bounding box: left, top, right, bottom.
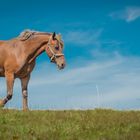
1, 40, 26, 73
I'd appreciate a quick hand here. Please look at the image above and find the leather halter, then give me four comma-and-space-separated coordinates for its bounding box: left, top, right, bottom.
46, 36, 64, 62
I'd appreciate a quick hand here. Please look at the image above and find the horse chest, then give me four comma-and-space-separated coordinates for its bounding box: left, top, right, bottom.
16, 61, 35, 78
22, 64, 33, 73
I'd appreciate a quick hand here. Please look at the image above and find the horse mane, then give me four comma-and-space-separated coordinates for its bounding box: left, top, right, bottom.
56, 34, 64, 48
18, 29, 52, 41
18, 29, 36, 41
18, 30, 64, 48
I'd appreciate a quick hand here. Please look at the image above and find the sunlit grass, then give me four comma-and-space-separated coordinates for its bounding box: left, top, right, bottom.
0, 109, 140, 140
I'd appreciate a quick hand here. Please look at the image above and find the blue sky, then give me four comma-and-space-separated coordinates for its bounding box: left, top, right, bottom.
0, 0, 140, 110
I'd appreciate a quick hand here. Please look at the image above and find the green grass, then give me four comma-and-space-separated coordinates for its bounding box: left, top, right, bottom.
0, 109, 140, 140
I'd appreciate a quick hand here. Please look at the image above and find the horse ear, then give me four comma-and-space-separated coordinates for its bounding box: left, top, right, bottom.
52, 32, 56, 40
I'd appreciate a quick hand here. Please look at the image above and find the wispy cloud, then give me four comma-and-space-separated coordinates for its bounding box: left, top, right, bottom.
31, 57, 122, 86
110, 6, 140, 22
64, 29, 103, 46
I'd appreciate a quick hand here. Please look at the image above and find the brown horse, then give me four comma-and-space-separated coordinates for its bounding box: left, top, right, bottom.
0, 30, 66, 110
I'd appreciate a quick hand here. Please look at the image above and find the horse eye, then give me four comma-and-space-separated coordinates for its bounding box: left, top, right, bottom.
55, 46, 59, 50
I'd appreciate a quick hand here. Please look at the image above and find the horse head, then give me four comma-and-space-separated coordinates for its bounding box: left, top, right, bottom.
45, 32, 66, 70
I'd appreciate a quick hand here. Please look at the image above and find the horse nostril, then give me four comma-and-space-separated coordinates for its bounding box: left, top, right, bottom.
61, 63, 65, 68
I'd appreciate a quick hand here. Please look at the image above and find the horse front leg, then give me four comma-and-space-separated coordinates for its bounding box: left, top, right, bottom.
20, 75, 30, 110
0, 71, 14, 107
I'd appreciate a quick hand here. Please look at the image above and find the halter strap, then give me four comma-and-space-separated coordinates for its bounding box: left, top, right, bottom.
47, 36, 64, 62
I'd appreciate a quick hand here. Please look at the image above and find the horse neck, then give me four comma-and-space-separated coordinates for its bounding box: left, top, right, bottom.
24, 34, 51, 61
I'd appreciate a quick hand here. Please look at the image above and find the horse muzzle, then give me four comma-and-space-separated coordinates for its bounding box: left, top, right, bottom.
57, 62, 65, 70
56, 56, 66, 70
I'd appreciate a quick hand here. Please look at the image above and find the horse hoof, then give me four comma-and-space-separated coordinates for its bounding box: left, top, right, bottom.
0, 99, 4, 108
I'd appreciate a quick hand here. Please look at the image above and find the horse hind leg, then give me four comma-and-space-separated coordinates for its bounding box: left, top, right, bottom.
0, 72, 14, 107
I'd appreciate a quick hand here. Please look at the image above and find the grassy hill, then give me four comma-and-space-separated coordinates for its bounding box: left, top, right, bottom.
0, 109, 140, 140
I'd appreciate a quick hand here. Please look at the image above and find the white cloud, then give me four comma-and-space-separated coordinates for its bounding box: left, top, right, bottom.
110, 6, 140, 22
64, 29, 103, 46
30, 57, 122, 86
